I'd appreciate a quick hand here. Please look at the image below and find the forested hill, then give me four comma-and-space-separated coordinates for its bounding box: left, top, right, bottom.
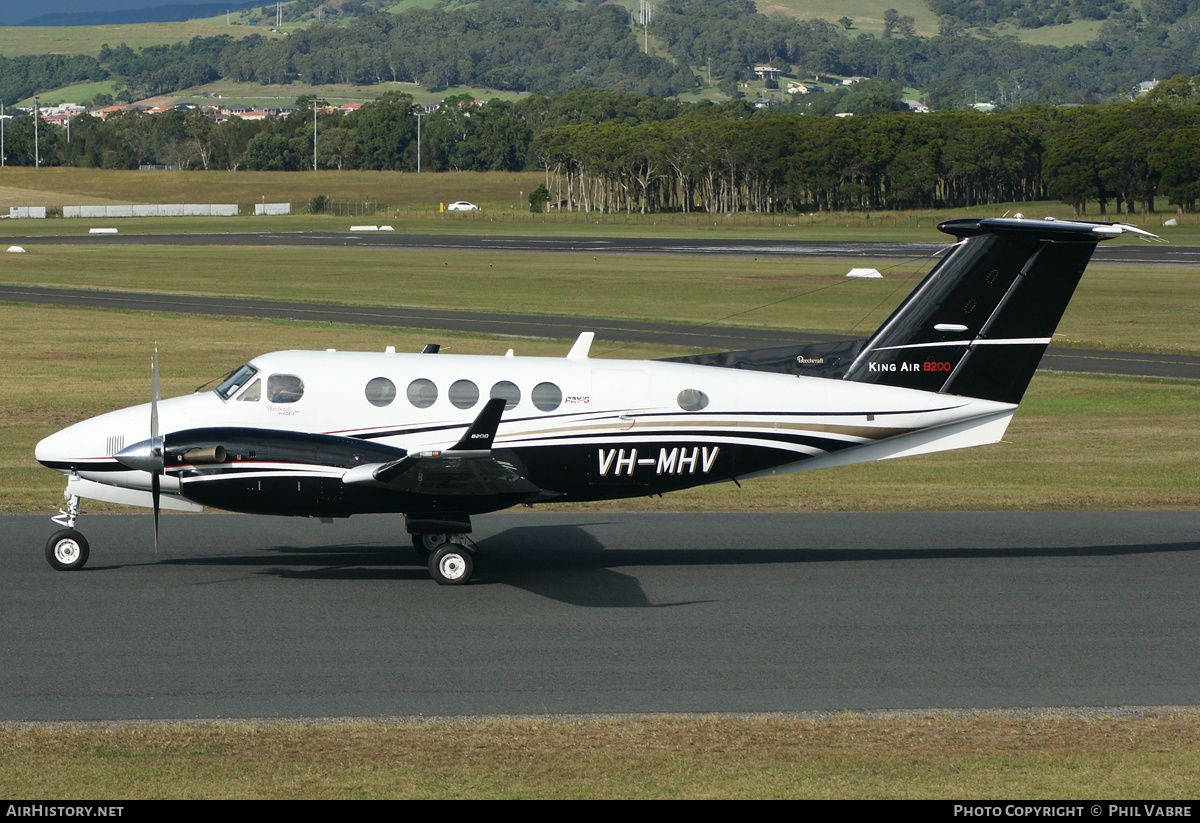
4, 0, 1200, 106
651, 0, 1200, 101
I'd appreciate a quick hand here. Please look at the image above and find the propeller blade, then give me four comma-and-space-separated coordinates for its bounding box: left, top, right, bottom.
150, 343, 162, 556
151, 471, 160, 556
151, 343, 161, 449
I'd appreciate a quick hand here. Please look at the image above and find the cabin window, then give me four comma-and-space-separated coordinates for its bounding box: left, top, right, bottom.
677, 389, 709, 411
449, 379, 479, 409
531, 382, 562, 412
215, 364, 259, 400
238, 379, 261, 402
407, 378, 437, 408
267, 374, 305, 404
365, 377, 396, 407
490, 381, 521, 411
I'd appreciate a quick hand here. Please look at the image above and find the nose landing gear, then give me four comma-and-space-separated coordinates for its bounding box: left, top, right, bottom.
46, 491, 88, 571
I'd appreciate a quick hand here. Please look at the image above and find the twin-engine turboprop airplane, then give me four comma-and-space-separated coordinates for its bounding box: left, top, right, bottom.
35, 217, 1155, 584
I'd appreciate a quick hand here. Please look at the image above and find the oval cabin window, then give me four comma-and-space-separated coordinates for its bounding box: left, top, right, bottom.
677, 389, 709, 411
490, 381, 521, 410
365, 377, 396, 407
449, 379, 479, 410
407, 379, 438, 409
531, 382, 562, 412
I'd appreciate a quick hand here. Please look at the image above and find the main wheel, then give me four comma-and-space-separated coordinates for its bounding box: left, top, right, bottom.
45, 529, 90, 571
428, 542, 474, 585
412, 533, 447, 559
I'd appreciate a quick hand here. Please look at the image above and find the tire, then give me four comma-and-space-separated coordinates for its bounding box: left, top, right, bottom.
428, 543, 474, 585
412, 533, 446, 558
45, 529, 90, 571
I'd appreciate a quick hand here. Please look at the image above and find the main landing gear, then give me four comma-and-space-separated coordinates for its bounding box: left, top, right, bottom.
412, 533, 476, 585
46, 491, 89, 571
43, 488, 480, 586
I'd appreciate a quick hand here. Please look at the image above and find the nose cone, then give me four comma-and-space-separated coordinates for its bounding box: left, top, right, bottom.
114, 438, 163, 473
35, 427, 76, 471
35, 406, 148, 473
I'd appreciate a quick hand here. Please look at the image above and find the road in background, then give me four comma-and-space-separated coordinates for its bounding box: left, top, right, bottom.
2, 231, 1194, 265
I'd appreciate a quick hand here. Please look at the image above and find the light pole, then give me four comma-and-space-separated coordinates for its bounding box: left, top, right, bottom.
415, 109, 424, 173
33, 97, 39, 168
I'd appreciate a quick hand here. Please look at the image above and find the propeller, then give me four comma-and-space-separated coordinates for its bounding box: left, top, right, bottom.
149, 343, 163, 555
114, 343, 165, 556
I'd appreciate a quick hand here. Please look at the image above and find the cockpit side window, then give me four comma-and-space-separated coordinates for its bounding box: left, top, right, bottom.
215, 364, 259, 400
238, 379, 261, 402
267, 374, 305, 403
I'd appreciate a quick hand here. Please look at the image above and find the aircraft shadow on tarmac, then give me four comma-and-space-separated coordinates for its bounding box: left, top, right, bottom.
104, 521, 1200, 608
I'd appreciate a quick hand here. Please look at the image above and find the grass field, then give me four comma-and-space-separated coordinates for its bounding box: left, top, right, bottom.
25, 79, 534, 110
0, 168, 546, 215
4, 712, 1199, 799
0, 242, 1195, 352
758, 0, 941, 37
0, 14, 279, 58
2, 168, 1198, 248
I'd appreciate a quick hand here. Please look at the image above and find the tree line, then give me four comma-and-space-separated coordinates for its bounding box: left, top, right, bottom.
10, 86, 1200, 216
533, 102, 1200, 215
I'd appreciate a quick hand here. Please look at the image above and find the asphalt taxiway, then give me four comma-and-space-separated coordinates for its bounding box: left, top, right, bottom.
4, 510, 1199, 720
4, 231, 1197, 721
3, 230, 1196, 265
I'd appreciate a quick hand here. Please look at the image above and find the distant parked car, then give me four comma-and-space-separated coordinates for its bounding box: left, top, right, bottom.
447, 201, 479, 211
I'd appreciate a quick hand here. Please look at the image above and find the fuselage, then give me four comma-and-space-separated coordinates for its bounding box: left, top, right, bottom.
36, 345, 1016, 518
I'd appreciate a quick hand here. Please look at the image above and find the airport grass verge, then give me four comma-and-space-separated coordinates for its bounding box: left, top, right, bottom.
1, 244, 1196, 355
1, 168, 1197, 243
3, 712, 1199, 799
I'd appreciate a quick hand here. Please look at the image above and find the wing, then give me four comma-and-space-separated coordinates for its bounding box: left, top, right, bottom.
342, 398, 543, 507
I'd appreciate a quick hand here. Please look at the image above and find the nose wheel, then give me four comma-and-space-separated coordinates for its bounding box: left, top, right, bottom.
46, 528, 90, 571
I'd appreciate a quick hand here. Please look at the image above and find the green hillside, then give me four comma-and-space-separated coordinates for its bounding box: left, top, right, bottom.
0, 13, 283, 58
757, 0, 940, 36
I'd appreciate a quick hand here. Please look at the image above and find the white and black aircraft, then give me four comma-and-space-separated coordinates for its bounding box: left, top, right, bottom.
35, 217, 1154, 584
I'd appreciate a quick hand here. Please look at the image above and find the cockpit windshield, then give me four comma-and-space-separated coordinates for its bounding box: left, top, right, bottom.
214, 364, 260, 400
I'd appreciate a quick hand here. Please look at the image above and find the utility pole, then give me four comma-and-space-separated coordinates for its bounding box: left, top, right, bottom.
415, 110, 424, 173
33, 97, 39, 169
2, 102, 5, 169
313, 99, 318, 171
639, 0, 653, 54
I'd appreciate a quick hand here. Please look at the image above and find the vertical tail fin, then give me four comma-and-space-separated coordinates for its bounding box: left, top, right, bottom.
843, 218, 1156, 404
